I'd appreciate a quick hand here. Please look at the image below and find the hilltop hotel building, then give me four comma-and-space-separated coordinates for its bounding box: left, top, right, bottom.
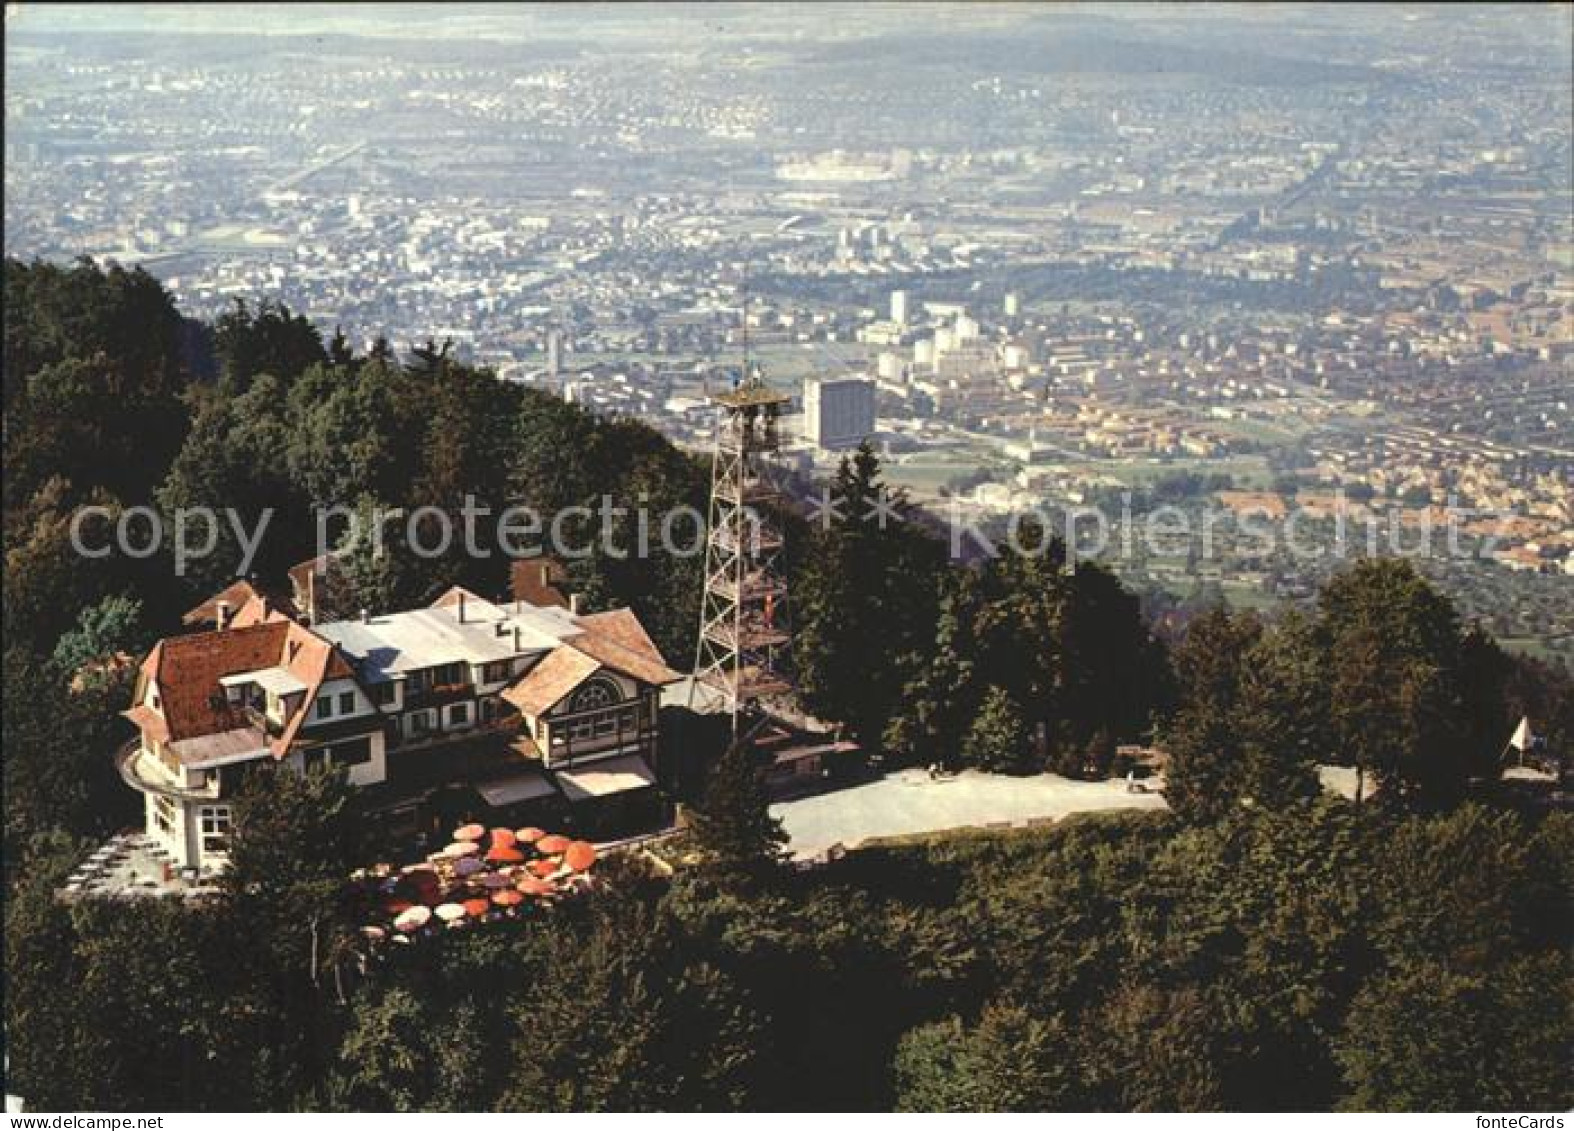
119, 585, 680, 874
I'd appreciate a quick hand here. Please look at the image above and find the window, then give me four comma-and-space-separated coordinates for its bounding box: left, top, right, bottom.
199, 805, 232, 855
570, 678, 620, 713
339, 691, 355, 714
154, 795, 175, 835
330, 737, 372, 767
432, 662, 465, 687
315, 696, 333, 719
448, 702, 471, 727
368, 682, 395, 707
482, 660, 512, 685
409, 710, 435, 736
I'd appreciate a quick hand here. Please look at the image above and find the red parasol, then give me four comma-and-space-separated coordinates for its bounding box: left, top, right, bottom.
529, 857, 561, 878
485, 843, 525, 864
536, 833, 571, 855
463, 898, 491, 918
564, 840, 597, 872
490, 827, 517, 846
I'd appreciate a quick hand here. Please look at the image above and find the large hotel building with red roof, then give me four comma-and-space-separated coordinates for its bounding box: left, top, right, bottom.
118, 584, 681, 875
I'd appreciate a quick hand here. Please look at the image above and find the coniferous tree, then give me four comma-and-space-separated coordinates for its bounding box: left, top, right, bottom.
687, 739, 786, 873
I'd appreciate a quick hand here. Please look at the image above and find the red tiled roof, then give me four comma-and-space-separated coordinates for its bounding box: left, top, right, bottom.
137, 622, 291, 742
502, 648, 602, 718
571, 608, 681, 686
126, 617, 362, 760
182, 580, 267, 627
510, 557, 571, 610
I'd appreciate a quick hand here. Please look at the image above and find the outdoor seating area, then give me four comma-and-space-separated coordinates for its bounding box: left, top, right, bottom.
352, 823, 599, 946
58, 831, 224, 901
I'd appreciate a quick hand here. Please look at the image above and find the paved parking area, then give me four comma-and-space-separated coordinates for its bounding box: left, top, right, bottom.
773, 768, 1168, 860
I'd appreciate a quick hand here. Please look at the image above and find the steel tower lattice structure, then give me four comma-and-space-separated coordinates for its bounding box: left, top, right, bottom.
689, 368, 795, 734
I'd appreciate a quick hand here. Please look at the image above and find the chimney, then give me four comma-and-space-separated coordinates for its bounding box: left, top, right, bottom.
458, 593, 467, 623
539, 563, 550, 586
569, 593, 582, 615
512, 626, 522, 652
360, 608, 370, 624
216, 600, 233, 631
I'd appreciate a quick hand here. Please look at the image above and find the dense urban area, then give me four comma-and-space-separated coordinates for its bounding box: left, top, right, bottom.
6, 4, 1571, 659
3, 4, 1571, 1116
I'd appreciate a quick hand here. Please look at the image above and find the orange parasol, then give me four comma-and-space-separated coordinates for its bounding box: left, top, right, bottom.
485, 843, 525, 864
564, 840, 597, 872
463, 898, 491, 918
529, 857, 561, 878
491, 889, 524, 907
515, 826, 545, 843
516, 875, 556, 896
536, 833, 571, 854
490, 827, 517, 846
453, 823, 486, 842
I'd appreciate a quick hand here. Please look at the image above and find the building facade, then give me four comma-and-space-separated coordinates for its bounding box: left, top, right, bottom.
803, 374, 876, 450
119, 587, 680, 874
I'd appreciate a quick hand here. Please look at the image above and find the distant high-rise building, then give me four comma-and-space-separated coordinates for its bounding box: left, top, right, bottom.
803, 375, 876, 450
546, 329, 562, 377
890, 289, 909, 325
1004, 291, 1020, 318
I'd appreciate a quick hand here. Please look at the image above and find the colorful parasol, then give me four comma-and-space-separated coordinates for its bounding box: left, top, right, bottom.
485, 843, 525, 864
536, 833, 571, 855
393, 905, 432, 932
514, 826, 545, 844
453, 823, 486, 841
491, 889, 524, 907
564, 840, 597, 872
434, 902, 467, 923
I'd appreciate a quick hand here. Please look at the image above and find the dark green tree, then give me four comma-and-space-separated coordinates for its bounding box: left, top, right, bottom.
687, 739, 786, 874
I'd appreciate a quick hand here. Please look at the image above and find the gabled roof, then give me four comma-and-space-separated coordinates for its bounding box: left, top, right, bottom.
499, 608, 681, 718
129, 622, 292, 743
570, 608, 681, 686
182, 581, 299, 628
501, 648, 602, 718
124, 617, 362, 760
